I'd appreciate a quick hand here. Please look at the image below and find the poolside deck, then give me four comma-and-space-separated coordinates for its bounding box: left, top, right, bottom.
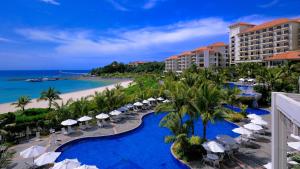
8, 110, 272, 169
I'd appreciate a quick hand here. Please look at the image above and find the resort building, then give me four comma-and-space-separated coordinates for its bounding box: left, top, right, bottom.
128, 61, 148, 67
165, 42, 229, 72
272, 92, 300, 169
229, 18, 300, 64
265, 50, 300, 67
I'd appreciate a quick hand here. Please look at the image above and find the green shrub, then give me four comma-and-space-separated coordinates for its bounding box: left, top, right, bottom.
292, 154, 300, 163
23, 108, 49, 116
226, 113, 245, 122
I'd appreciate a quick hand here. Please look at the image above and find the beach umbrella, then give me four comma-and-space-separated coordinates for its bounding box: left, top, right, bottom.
250, 118, 268, 126
162, 99, 170, 103
263, 162, 272, 169
244, 123, 263, 131
247, 114, 262, 120
142, 100, 149, 104
157, 97, 164, 101
239, 78, 245, 82
291, 134, 300, 141
232, 127, 252, 136
75, 165, 99, 169
109, 110, 122, 116
118, 107, 128, 112
133, 102, 143, 106
288, 142, 300, 151
52, 159, 81, 169
126, 104, 134, 109
248, 78, 255, 82
96, 113, 109, 119
147, 98, 156, 101
77, 116, 92, 122
20, 145, 46, 159
202, 141, 225, 153
61, 119, 77, 126
216, 135, 237, 145
34, 152, 61, 166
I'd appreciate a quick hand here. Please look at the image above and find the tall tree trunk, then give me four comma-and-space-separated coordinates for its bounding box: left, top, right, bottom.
203, 123, 207, 140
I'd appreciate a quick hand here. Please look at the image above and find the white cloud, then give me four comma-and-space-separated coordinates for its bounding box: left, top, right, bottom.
16, 17, 228, 56
40, 0, 60, 6
0, 37, 15, 43
143, 0, 161, 9
106, 0, 129, 11
259, 0, 279, 8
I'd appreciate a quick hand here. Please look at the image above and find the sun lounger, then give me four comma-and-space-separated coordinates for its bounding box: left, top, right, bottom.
97, 120, 103, 128
35, 132, 41, 141
61, 128, 68, 135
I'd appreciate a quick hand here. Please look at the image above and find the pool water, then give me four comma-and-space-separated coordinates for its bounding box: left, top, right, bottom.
223, 104, 270, 115
56, 113, 239, 169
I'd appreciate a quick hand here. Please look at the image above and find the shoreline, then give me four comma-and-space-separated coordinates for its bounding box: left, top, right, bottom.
0, 80, 132, 114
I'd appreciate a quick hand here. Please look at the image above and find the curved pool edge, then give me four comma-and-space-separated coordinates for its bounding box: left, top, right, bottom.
170, 143, 192, 169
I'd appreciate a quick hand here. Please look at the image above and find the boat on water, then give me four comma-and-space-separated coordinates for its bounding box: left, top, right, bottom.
25, 77, 59, 82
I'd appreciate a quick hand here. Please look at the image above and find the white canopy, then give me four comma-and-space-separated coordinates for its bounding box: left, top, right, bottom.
77, 116, 92, 122
34, 152, 61, 166
263, 162, 272, 169
96, 113, 109, 119
288, 142, 300, 151
147, 98, 156, 101
109, 110, 122, 116
232, 127, 252, 136
133, 102, 143, 106
61, 119, 77, 126
239, 78, 245, 82
142, 100, 149, 104
216, 135, 237, 145
75, 165, 99, 169
248, 78, 255, 82
250, 118, 268, 126
244, 123, 263, 131
247, 114, 262, 120
20, 145, 46, 159
157, 97, 164, 101
291, 134, 300, 141
52, 159, 81, 169
202, 141, 225, 153
162, 99, 170, 103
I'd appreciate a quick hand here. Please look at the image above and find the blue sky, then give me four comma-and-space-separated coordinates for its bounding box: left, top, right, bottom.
0, 0, 299, 70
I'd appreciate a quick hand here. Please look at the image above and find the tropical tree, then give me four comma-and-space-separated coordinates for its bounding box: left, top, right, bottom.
11, 96, 31, 112
189, 82, 224, 140
0, 146, 14, 169
38, 87, 61, 109
70, 96, 91, 118
93, 92, 106, 114
49, 99, 73, 122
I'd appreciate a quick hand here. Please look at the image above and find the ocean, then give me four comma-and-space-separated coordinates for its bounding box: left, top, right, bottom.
0, 70, 112, 104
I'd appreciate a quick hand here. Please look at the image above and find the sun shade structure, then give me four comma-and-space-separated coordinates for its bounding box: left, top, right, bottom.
77, 116, 92, 122
34, 152, 61, 166
61, 119, 77, 126
162, 99, 170, 103
142, 100, 150, 104
147, 98, 156, 101
291, 134, 300, 141
288, 142, 300, 151
52, 159, 81, 169
239, 78, 245, 82
216, 135, 237, 145
157, 97, 164, 101
250, 118, 268, 126
244, 123, 263, 131
109, 110, 122, 116
75, 165, 99, 169
202, 141, 225, 153
133, 102, 143, 106
96, 113, 109, 119
263, 162, 272, 169
20, 145, 47, 159
126, 104, 134, 108
232, 127, 252, 136
247, 114, 262, 120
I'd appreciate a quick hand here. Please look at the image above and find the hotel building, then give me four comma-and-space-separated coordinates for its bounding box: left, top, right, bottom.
229, 18, 300, 64
165, 42, 229, 72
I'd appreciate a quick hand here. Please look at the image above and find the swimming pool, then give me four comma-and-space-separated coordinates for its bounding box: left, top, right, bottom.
223, 104, 270, 115
56, 113, 239, 169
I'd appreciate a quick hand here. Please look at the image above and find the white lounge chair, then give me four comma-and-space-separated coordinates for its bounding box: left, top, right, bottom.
35, 132, 41, 141
61, 128, 68, 135
97, 120, 103, 128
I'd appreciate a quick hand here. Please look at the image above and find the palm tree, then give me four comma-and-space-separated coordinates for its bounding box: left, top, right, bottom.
189, 82, 224, 140
50, 99, 73, 122
93, 92, 107, 113
0, 146, 14, 169
70, 97, 91, 118
11, 96, 31, 112
38, 87, 61, 109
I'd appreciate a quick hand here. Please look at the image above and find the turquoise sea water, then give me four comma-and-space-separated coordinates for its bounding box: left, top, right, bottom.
0, 70, 112, 104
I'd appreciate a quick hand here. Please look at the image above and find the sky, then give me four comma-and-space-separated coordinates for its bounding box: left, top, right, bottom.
0, 0, 299, 70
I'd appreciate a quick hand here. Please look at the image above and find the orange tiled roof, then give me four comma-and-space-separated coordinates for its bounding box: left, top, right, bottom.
241, 18, 295, 34
193, 46, 209, 52
229, 22, 255, 28
179, 51, 192, 56
166, 55, 178, 60
208, 42, 227, 47
264, 51, 300, 61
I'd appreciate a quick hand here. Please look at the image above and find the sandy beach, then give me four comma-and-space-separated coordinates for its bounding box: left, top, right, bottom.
0, 80, 132, 114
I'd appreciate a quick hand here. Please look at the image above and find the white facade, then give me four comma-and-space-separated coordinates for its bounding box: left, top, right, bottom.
272, 92, 300, 169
